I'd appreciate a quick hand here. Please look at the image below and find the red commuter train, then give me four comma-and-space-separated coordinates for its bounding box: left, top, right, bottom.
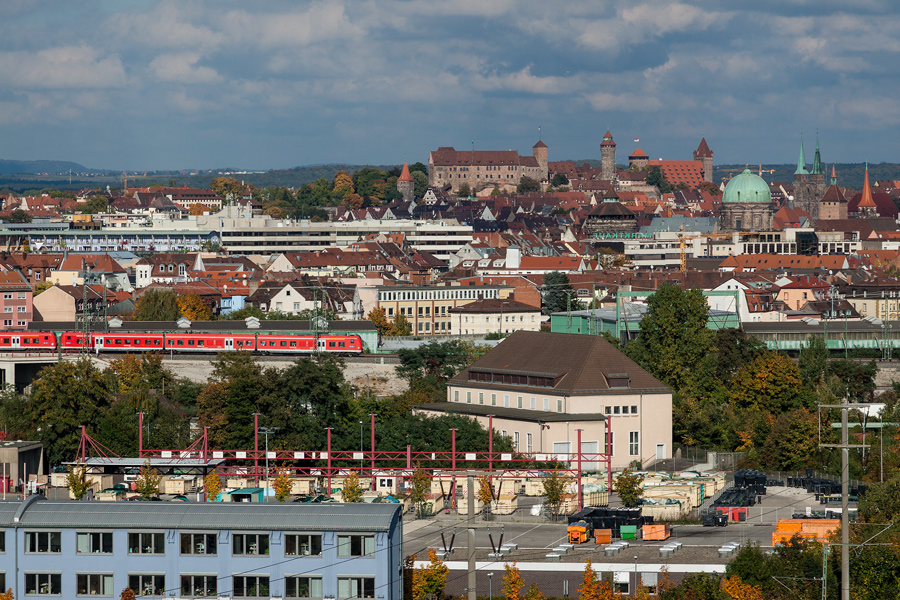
0, 331, 364, 355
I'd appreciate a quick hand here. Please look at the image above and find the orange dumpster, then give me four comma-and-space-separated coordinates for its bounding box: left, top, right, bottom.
594, 529, 612, 545
642, 524, 671, 541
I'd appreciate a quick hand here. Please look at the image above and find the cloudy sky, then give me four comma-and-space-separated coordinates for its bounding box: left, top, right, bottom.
1, 0, 897, 171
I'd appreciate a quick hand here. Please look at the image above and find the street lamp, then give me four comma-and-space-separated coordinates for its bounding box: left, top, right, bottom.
258, 427, 279, 502
488, 572, 493, 600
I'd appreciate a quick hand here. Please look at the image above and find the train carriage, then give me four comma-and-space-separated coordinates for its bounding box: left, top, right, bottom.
164, 333, 257, 353
0, 332, 56, 351
94, 333, 165, 352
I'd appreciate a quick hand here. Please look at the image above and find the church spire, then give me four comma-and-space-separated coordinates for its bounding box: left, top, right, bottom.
858, 163, 876, 208
811, 133, 823, 175
794, 135, 808, 175
830, 164, 837, 185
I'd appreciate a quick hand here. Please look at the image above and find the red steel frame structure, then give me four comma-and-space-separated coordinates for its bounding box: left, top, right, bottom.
83, 414, 614, 511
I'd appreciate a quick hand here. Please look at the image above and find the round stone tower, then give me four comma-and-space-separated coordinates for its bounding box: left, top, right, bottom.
600, 130, 616, 181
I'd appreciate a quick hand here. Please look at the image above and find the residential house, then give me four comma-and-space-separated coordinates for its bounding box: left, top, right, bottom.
376, 284, 511, 336
449, 298, 542, 335
0, 271, 33, 329
135, 254, 204, 288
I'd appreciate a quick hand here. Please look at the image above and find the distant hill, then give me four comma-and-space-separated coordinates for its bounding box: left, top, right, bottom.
0, 159, 102, 175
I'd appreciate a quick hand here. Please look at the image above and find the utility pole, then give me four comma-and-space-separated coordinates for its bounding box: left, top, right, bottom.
819, 403, 872, 600
258, 427, 278, 502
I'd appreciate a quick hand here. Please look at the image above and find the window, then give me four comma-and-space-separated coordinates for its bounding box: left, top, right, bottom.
285, 534, 322, 556
128, 532, 164, 554
25, 573, 61, 596
17, 306, 25, 313
337, 534, 374, 557
181, 575, 217, 597
514, 432, 520, 452
454, 390, 459, 402
180, 533, 216, 555
128, 574, 164, 597
631, 405, 638, 415
517, 396, 523, 409
3, 308, 11, 313
604, 406, 611, 415
233, 575, 270, 598
466, 392, 471, 404
3, 320, 10, 327
530, 397, 536, 410
26, 531, 61, 553
526, 433, 533, 453
605, 431, 615, 456
77, 532, 112, 554
77, 573, 114, 596
614, 406, 621, 414
478, 392, 484, 405
629, 432, 640, 456
338, 577, 375, 599
286, 576, 323, 599
2, 294, 10, 300
491, 393, 497, 406
233, 533, 269, 555
543, 398, 549, 411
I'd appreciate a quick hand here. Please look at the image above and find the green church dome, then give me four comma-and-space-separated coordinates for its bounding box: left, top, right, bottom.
722, 169, 772, 204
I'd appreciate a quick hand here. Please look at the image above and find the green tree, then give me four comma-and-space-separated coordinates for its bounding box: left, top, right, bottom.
132, 289, 180, 321
135, 459, 162, 500
760, 408, 820, 470
551, 173, 569, 187
408, 466, 432, 517
391, 312, 412, 336
626, 283, 713, 393
517, 176, 540, 193
457, 182, 471, 198
542, 271, 578, 315
615, 469, 644, 507
645, 166, 674, 193
342, 470, 364, 502
81, 196, 109, 214
412, 171, 428, 199
826, 359, 877, 401
798, 336, 828, 387
66, 464, 93, 500
542, 470, 568, 519
395, 341, 474, 387
29, 358, 111, 466
7, 209, 32, 223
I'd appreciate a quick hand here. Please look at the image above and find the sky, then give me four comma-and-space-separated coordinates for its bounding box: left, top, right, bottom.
0, 0, 898, 171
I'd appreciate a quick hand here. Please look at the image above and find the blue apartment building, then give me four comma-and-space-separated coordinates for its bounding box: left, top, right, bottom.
0, 497, 402, 599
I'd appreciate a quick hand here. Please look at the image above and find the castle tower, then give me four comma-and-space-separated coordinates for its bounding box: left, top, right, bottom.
397, 161, 414, 203
628, 148, 649, 171
857, 164, 878, 219
819, 165, 847, 220
532, 140, 548, 181
693, 137, 714, 183
600, 130, 616, 181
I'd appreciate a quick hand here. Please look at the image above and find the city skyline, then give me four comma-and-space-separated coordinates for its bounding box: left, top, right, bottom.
1, 1, 897, 171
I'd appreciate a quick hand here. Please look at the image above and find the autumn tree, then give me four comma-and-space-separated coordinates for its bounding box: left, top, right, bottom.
132, 289, 180, 321
342, 470, 364, 503
120, 589, 136, 600
577, 560, 615, 600
210, 176, 244, 205
368, 308, 392, 337
760, 408, 819, 470
177, 293, 213, 321
503, 562, 525, 600
392, 312, 412, 336
720, 575, 764, 600
135, 459, 162, 500
412, 549, 449, 600
729, 352, 805, 414
204, 471, 222, 502
66, 464, 93, 500
273, 468, 293, 502
189, 203, 211, 215
477, 474, 494, 512
616, 469, 644, 508
332, 171, 354, 199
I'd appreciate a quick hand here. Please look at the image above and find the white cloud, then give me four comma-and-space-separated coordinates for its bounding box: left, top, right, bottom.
0, 46, 125, 89
584, 91, 662, 112
106, 2, 225, 50
149, 52, 222, 84
470, 67, 583, 95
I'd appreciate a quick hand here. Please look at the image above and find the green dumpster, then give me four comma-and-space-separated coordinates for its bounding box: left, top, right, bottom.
620, 525, 638, 540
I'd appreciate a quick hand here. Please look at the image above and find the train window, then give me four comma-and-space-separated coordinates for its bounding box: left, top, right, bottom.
188, 340, 195, 346
134, 339, 140, 345
153, 340, 160, 346
290, 342, 297, 348
339, 342, 345, 348
2, 338, 8, 344
198, 340, 205, 346
124, 339, 131, 345
329, 342, 335, 347
280, 341, 287, 347
177, 340, 184, 346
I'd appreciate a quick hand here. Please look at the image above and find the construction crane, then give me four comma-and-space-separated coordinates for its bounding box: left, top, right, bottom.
122, 172, 128, 191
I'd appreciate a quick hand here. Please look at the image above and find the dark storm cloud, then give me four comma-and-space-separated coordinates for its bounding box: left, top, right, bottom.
0, 0, 897, 170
